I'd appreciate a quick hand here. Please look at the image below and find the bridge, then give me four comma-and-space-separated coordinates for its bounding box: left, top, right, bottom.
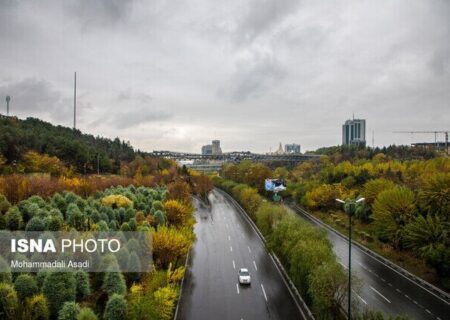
151, 150, 321, 163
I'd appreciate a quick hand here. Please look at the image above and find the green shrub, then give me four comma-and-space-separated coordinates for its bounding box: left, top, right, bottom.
0, 282, 18, 320
25, 294, 49, 320
77, 307, 98, 320
102, 272, 126, 296
42, 272, 76, 318
104, 294, 127, 320
14, 274, 38, 301
75, 271, 90, 301
58, 302, 80, 320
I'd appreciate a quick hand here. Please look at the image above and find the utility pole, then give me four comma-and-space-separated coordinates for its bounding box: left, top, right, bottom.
336, 197, 365, 320
73, 72, 77, 130
6, 96, 10, 116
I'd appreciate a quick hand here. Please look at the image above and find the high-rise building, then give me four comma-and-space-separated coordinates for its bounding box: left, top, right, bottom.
285, 143, 301, 154
342, 118, 366, 146
201, 140, 222, 155
211, 140, 222, 155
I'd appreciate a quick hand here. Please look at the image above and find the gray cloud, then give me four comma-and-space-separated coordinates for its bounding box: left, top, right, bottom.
1, 0, 449, 152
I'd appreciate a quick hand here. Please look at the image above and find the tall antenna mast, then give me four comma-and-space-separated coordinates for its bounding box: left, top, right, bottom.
73, 72, 77, 129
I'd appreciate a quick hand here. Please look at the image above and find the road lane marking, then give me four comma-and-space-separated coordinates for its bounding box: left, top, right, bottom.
261, 284, 268, 302
226, 223, 229, 229
425, 309, 432, 315
338, 261, 347, 269
253, 260, 258, 271
247, 246, 251, 253
230, 246, 233, 252
370, 286, 391, 303
396, 288, 401, 293
232, 260, 235, 269
236, 283, 240, 294
228, 235, 231, 241
353, 290, 367, 305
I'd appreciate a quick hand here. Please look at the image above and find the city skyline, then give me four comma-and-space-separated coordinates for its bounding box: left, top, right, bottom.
1, 1, 449, 153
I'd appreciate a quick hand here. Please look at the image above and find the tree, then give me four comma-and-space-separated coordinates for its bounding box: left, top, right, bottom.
102, 272, 126, 296
404, 215, 449, 270
58, 302, 80, 320
362, 178, 396, 206
42, 272, 76, 318
75, 271, 90, 301
167, 181, 191, 204
25, 294, 49, 320
5, 206, 23, 230
255, 202, 287, 236
153, 210, 166, 226
163, 200, 193, 226
14, 274, 38, 301
419, 173, 450, 221
153, 286, 178, 320
152, 226, 191, 268
104, 294, 127, 320
77, 308, 98, 320
373, 187, 416, 248
26, 216, 46, 231
0, 256, 12, 283
307, 262, 348, 319
0, 283, 18, 320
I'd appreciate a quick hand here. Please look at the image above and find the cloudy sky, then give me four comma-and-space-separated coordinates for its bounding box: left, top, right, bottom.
1, 0, 449, 153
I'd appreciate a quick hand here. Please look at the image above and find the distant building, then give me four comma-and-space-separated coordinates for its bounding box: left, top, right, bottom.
342, 118, 366, 146
201, 140, 222, 155
201, 144, 213, 155
211, 140, 222, 155
285, 143, 301, 154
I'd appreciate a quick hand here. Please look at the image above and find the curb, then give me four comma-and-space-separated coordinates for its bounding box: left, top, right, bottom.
292, 203, 450, 305
216, 188, 315, 320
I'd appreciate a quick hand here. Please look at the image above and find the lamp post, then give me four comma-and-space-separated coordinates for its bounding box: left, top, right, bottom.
336, 197, 365, 319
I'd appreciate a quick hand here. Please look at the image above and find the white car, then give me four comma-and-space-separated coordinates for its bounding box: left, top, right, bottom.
238, 268, 251, 285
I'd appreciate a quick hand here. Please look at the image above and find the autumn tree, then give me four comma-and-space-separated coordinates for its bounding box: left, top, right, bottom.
163, 200, 193, 227
373, 187, 416, 248
152, 226, 192, 268
419, 173, 450, 221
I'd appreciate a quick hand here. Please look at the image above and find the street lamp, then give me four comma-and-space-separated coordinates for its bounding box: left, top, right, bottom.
336, 197, 365, 320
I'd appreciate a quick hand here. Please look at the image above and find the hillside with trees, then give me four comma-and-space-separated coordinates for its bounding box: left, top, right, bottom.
0, 116, 139, 174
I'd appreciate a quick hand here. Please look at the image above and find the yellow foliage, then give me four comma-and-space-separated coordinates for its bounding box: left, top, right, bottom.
101, 194, 133, 208
152, 226, 192, 268
163, 200, 193, 226
153, 286, 178, 320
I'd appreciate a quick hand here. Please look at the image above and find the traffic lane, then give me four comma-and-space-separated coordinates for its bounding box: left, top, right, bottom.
179, 195, 279, 320
292, 205, 449, 320
178, 198, 244, 320
215, 190, 304, 320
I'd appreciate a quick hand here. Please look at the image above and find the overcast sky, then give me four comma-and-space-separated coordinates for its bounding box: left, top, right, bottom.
1, 0, 449, 153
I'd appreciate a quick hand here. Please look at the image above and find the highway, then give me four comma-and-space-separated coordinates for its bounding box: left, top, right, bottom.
177, 190, 305, 320
291, 204, 450, 320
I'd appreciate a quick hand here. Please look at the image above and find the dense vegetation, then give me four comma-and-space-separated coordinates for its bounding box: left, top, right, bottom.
221, 155, 450, 290
0, 182, 197, 319
213, 175, 409, 320
0, 116, 140, 174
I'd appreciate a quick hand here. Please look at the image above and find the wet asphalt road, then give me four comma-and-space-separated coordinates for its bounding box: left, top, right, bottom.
177, 190, 304, 320
291, 205, 450, 320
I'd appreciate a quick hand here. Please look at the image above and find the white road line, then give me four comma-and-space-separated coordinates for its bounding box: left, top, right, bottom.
228, 235, 231, 241
236, 283, 240, 294
247, 246, 251, 253
230, 246, 233, 252
338, 261, 347, 269
396, 288, 401, 293
261, 284, 268, 302
353, 290, 367, 305
413, 300, 418, 305
370, 286, 391, 303
232, 260, 235, 269
226, 223, 229, 228
425, 309, 432, 315
253, 260, 258, 271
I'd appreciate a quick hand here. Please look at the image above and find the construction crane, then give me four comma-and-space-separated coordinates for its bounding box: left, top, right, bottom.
393, 131, 449, 155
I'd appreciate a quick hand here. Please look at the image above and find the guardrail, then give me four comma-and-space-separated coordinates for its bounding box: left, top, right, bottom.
216, 188, 315, 320
292, 203, 450, 305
